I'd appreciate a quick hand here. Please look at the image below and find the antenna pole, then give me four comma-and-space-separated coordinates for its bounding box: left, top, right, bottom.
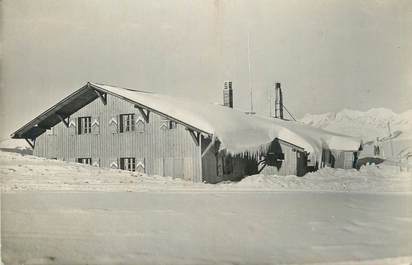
247, 32, 253, 114
387, 121, 394, 158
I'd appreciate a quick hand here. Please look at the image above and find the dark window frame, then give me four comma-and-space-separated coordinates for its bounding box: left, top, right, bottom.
77, 157, 92, 165
120, 157, 136, 171
169, 120, 177, 129
119, 114, 135, 133
78, 116, 92, 135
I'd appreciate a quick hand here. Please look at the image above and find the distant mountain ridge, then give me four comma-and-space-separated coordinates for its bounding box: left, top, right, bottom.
301, 108, 412, 140
301, 108, 412, 159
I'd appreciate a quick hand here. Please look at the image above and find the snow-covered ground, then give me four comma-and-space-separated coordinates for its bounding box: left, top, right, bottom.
1, 108, 412, 264
1, 151, 411, 193
0, 139, 32, 155
1, 150, 412, 264
3, 191, 412, 265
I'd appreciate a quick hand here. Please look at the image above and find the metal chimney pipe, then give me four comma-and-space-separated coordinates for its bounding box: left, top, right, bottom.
279, 83, 284, 119
223, 81, 233, 108
274, 82, 284, 119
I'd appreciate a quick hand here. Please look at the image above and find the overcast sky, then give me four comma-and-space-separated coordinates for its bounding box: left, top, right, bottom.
1, 0, 412, 139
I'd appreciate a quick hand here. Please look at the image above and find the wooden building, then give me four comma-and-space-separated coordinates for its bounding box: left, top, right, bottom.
11, 82, 360, 183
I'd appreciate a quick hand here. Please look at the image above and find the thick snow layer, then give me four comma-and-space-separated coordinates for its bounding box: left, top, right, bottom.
92, 83, 361, 155
3, 191, 412, 264
1, 151, 411, 193
2, 151, 412, 264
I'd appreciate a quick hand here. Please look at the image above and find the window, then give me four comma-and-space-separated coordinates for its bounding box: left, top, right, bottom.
120, 157, 136, 171
78, 117, 92, 135
169, 120, 177, 129
120, 114, 135, 133
161, 119, 177, 130
77, 158, 92, 165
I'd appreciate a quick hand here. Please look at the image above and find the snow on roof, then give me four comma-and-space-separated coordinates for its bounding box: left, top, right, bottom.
91, 83, 361, 156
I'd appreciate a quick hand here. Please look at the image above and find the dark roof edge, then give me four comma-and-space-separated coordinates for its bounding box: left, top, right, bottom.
11, 83, 92, 139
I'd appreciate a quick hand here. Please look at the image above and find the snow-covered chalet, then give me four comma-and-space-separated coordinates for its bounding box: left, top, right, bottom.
11, 82, 362, 183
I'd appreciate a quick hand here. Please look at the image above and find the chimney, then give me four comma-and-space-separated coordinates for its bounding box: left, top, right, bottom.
223, 81, 233, 108
274, 82, 284, 119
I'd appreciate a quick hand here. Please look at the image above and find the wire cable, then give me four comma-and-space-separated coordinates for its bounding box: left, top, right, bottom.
282, 105, 297, 121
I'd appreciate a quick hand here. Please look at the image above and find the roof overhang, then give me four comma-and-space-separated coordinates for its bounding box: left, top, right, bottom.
11, 82, 211, 140
11, 84, 98, 139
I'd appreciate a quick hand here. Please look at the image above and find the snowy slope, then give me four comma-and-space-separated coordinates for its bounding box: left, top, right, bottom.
301, 108, 412, 159
301, 108, 412, 139
0, 139, 32, 155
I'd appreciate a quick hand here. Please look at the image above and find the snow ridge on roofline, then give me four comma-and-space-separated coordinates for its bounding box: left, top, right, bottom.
94, 82, 154, 94
90, 83, 361, 157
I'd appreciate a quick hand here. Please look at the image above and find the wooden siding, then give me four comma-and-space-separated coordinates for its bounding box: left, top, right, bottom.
34, 94, 202, 181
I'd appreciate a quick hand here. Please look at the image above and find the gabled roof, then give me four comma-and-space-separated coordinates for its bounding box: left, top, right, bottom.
12, 82, 362, 156
11, 84, 98, 140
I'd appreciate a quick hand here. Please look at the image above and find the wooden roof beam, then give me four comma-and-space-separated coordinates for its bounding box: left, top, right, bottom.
134, 105, 150, 123
25, 138, 35, 149
94, 89, 107, 105
187, 128, 200, 146
56, 113, 70, 128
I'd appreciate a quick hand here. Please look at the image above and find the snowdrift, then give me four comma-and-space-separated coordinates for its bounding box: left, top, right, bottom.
1, 151, 411, 193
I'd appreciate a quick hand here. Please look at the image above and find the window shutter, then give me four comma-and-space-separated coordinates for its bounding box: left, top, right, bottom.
119, 114, 124, 133
110, 158, 119, 169
136, 158, 145, 173
92, 158, 100, 167
135, 115, 145, 133
92, 117, 100, 135
109, 116, 118, 134
77, 117, 82, 135
69, 119, 77, 136
119, 157, 125, 170
160, 119, 169, 131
